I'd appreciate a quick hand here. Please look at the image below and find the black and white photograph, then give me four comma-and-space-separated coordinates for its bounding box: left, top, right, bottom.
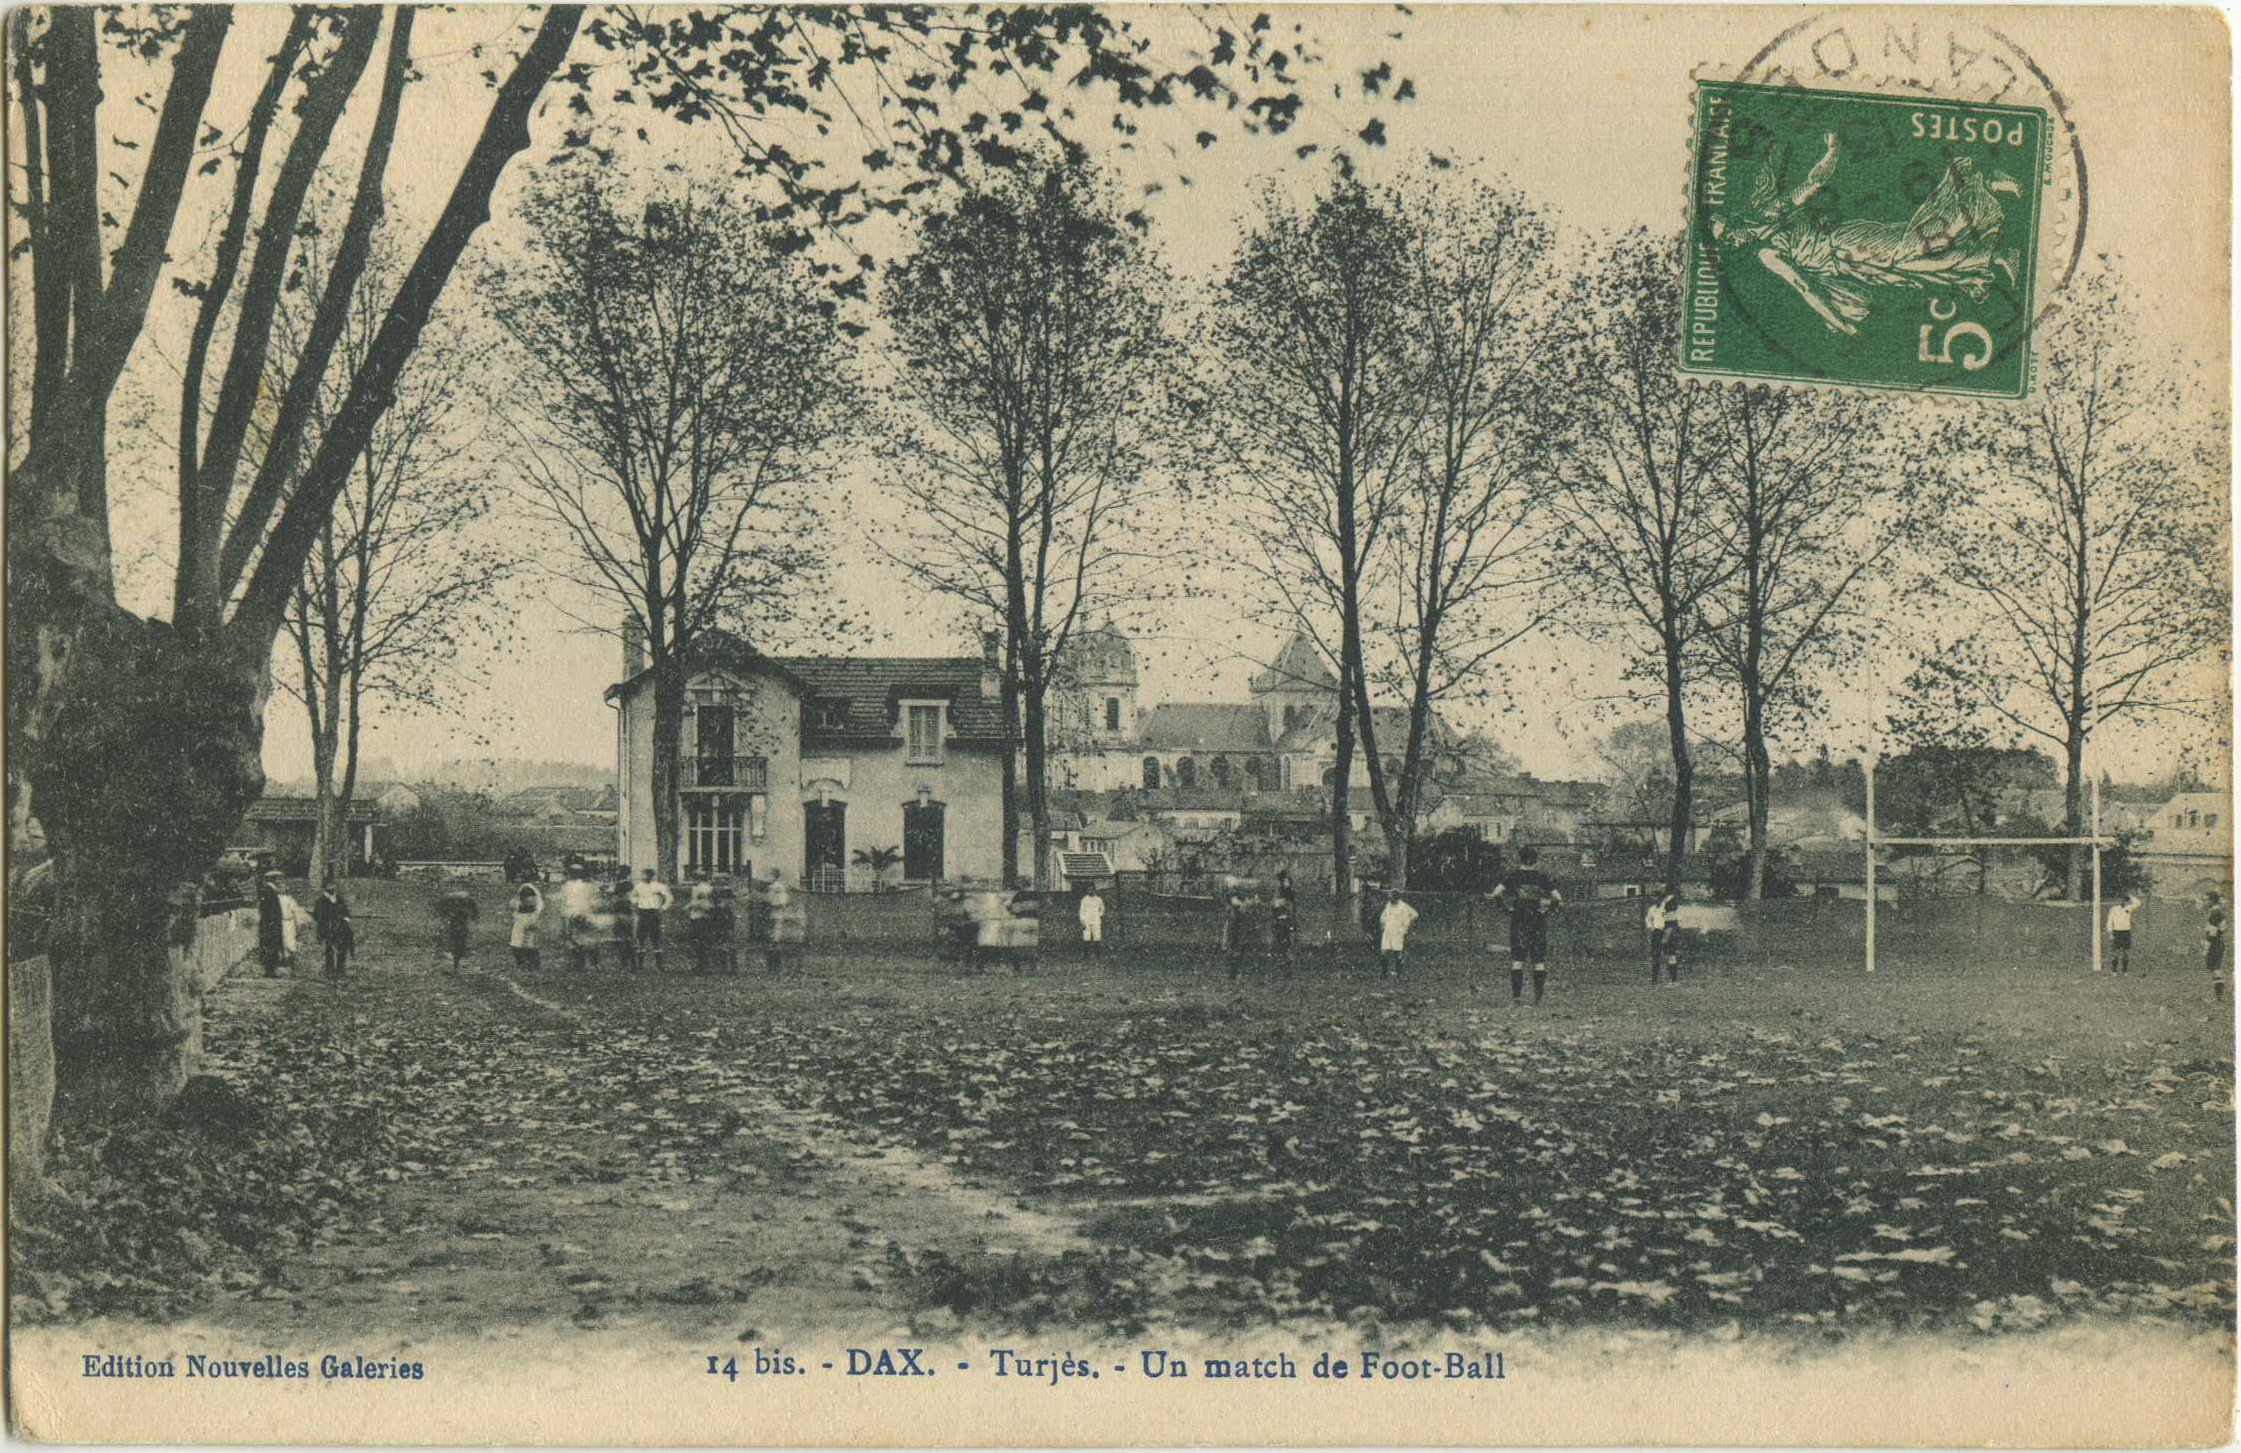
4, 3, 2234, 1444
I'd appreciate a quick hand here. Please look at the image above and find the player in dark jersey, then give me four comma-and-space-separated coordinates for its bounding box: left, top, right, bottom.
1489, 847, 1563, 1004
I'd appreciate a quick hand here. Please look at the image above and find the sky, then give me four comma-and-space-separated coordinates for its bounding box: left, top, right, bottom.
76, 4, 2232, 789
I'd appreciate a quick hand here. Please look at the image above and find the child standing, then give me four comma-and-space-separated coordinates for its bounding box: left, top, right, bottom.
1079, 884, 1105, 957
1377, 891, 1419, 979
2106, 894, 2137, 975
511, 881, 545, 974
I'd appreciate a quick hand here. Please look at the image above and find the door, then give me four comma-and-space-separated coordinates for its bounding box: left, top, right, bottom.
803, 800, 846, 891
903, 801, 945, 881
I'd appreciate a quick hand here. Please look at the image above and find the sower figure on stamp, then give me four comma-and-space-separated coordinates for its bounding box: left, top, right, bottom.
1721, 132, 2022, 338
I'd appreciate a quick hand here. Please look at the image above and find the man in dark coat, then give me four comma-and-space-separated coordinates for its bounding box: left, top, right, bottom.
257, 871, 286, 978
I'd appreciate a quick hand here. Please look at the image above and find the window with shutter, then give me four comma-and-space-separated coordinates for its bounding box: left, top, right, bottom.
906, 704, 944, 764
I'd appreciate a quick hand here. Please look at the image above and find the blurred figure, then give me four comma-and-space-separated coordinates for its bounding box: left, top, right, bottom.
2207, 891, 2227, 998
1224, 880, 1252, 982
687, 874, 719, 975
257, 871, 286, 978
437, 886, 478, 972
560, 862, 599, 972
1271, 870, 1297, 978
312, 878, 354, 978
512, 880, 545, 973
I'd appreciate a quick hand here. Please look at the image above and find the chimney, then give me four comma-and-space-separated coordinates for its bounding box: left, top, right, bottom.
623, 614, 647, 680
980, 629, 1002, 701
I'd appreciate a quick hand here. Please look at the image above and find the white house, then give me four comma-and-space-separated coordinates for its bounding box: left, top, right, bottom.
607, 632, 1010, 889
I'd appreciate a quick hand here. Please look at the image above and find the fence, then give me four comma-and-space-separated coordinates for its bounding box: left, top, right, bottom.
749, 879, 2221, 975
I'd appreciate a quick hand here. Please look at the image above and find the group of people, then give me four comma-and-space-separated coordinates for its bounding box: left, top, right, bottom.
257, 871, 355, 979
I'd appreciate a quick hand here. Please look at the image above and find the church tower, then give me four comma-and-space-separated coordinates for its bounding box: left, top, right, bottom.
1070, 620, 1139, 744
1250, 630, 1338, 743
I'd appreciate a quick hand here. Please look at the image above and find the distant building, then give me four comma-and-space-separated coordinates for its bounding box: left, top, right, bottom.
608, 631, 1007, 888
238, 795, 382, 875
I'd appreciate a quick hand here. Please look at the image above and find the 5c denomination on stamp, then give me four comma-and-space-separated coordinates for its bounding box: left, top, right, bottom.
1680, 78, 2048, 398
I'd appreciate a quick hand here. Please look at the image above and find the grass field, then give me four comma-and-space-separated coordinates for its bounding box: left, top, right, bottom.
13, 879, 2235, 1354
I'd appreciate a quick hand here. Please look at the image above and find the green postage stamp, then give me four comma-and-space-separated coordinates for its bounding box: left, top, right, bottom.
1680, 79, 2049, 399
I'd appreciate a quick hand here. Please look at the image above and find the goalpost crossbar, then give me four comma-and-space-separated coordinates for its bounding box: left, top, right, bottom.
1861, 760, 2111, 975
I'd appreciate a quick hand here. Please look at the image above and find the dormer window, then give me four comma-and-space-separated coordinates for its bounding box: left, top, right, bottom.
812, 698, 850, 732
904, 701, 946, 765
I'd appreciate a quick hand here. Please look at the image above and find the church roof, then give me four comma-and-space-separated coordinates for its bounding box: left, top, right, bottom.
1249, 632, 1337, 695
1139, 703, 1273, 752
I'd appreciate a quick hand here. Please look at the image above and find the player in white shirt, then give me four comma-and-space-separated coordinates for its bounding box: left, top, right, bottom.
2107, 895, 2138, 975
1645, 892, 1681, 985
631, 868, 674, 971
1078, 886, 1105, 955
1378, 892, 1419, 979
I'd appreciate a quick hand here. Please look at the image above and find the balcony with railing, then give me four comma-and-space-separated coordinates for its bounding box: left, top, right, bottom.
680, 754, 769, 791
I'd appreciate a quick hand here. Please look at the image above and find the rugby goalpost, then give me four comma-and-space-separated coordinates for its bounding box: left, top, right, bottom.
1861, 755, 2116, 975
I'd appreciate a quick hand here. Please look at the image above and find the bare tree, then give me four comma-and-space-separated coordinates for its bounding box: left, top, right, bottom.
6, 7, 583, 1117
1211, 178, 1422, 919
3, 2, 1385, 1128
1352, 174, 1567, 886
269, 226, 508, 887
1911, 267, 2229, 897
1694, 385, 1907, 899
492, 180, 856, 879
877, 158, 1182, 889
1547, 232, 1733, 896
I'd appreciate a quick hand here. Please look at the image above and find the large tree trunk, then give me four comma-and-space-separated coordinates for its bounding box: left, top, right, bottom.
33, 612, 268, 1122
2063, 723, 2087, 899
1330, 698, 1356, 934
1662, 629, 1694, 898
650, 660, 685, 881
1024, 683, 1052, 892
1743, 693, 1770, 901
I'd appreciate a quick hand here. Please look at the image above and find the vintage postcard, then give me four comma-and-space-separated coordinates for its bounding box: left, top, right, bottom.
5, 3, 2233, 1446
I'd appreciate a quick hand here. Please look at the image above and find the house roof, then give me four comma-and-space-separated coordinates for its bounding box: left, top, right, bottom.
1250, 631, 1338, 695
1139, 703, 1273, 752
1135, 786, 1248, 814
245, 794, 380, 824
787, 655, 1004, 744
606, 631, 1003, 744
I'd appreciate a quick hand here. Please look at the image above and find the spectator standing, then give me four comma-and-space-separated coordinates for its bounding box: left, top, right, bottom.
1271, 870, 1297, 978
511, 881, 545, 973
2207, 891, 2228, 998
312, 879, 354, 978
687, 876, 720, 975
257, 871, 286, 978
632, 867, 674, 971
1377, 891, 1419, 979
1079, 884, 1105, 957
560, 865, 600, 972
1224, 881, 1253, 982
